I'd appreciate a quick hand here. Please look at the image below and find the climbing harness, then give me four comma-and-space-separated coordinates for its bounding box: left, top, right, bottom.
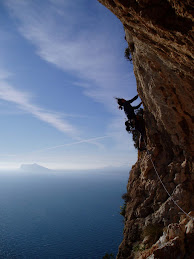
144, 148, 194, 221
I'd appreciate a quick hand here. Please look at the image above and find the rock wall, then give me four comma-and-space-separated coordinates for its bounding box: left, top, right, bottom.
98, 1, 194, 258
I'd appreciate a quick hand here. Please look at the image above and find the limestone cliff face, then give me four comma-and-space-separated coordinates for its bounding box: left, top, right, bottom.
98, 1, 194, 258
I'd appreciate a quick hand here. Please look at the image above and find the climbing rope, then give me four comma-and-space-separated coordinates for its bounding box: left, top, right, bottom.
145, 149, 194, 221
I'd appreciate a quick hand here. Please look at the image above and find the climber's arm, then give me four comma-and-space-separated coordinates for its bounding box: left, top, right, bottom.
129, 94, 138, 103
133, 102, 142, 109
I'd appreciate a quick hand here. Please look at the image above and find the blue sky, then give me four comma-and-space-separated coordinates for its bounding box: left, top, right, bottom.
0, 0, 140, 170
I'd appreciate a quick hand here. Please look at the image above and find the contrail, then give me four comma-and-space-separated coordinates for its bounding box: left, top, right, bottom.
0, 136, 110, 157
33, 136, 110, 153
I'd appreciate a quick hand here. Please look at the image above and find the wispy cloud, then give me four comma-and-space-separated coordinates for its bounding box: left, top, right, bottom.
1, 0, 138, 169
0, 69, 13, 80
0, 69, 109, 149
4, 0, 136, 108
0, 80, 79, 136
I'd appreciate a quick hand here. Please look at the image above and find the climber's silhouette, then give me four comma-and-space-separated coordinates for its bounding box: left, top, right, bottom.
116, 95, 146, 151
116, 95, 142, 123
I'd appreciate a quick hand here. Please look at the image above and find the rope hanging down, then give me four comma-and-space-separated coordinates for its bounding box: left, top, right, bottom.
145, 150, 194, 221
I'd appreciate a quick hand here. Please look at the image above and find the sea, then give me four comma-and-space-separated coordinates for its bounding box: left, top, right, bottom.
0, 168, 129, 259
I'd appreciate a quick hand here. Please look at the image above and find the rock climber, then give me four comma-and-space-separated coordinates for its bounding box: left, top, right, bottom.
116, 95, 142, 124
116, 95, 146, 151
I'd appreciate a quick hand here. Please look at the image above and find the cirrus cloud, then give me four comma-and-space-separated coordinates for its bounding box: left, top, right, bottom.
0, 78, 79, 136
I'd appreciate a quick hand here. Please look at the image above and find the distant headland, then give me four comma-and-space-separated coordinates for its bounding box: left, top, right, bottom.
20, 163, 51, 172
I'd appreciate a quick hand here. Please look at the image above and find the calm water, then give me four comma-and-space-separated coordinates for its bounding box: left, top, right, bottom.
0, 169, 129, 258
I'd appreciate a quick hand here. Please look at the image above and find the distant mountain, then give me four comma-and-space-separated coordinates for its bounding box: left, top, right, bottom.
20, 163, 51, 172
